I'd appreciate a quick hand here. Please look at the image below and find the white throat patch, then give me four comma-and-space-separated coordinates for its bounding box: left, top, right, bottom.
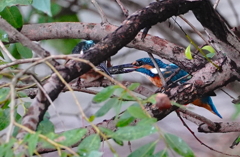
150, 68, 166, 74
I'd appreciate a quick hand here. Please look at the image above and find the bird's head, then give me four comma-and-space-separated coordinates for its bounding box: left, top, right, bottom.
71, 40, 112, 77
109, 58, 167, 76
72, 40, 96, 54
108, 57, 190, 87
108, 58, 168, 87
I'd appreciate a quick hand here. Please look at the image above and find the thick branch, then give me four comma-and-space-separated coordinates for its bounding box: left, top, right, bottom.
16, 0, 240, 144
198, 122, 240, 133
0, 18, 59, 66
192, 0, 240, 70
10, 22, 205, 72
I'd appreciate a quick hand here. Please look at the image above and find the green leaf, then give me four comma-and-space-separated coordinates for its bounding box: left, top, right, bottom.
88, 115, 95, 122
206, 52, 215, 58
60, 152, 68, 157
230, 135, 240, 149
99, 127, 114, 136
39, 132, 58, 148
145, 94, 157, 104
41, 129, 87, 148
51, 3, 61, 16
32, 0, 52, 16
112, 125, 157, 141
0, 0, 32, 12
0, 108, 9, 131
55, 13, 79, 22
0, 87, 10, 103
128, 83, 140, 91
86, 151, 103, 157
0, 138, 17, 157
23, 133, 39, 156
116, 111, 135, 127
99, 127, 123, 146
164, 133, 194, 157
0, 108, 22, 131
151, 150, 168, 157
93, 85, 117, 103
95, 98, 118, 117
99, 127, 124, 146
232, 104, 240, 119
113, 138, 124, 146
202, 45, 215, 53
185, 45, 193, 60
0, 60, 8, 65
0, 6, 23, 29
77, 134, 101, 155
23, 101, 31, 108
47, 39, 80, 55
128, 141, 156, 157
7, 43, 21, 59
137, 118, 157, 126
127, 105, 149, 119
121, 91, 137, 101
0, 29, 9, 42
16, 91, 28, 98
1, 99, 10, 109
37, 117, 54, 135
57, 129, 87, 146
16, 43, 33, 58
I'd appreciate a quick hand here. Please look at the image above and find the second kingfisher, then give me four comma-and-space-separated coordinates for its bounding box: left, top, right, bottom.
109, 57, 222, 118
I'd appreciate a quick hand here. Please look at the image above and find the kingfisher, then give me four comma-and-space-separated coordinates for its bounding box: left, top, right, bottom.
109, 57, 222, 118
71, 40, 112, 83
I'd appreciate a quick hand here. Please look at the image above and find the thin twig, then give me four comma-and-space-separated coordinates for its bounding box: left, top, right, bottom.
147, 52, 166, 87
6, 75, 17, 142
0, 17, 59, 66
168, 74, 191, 87
0, 40, 16, 61
220, 88, 236, 100
213, 0, 221, 9
0, 57, 40, 71
176, 110, 240, 157
179, 15, 208, 44
115, 0, 129, 17
91, 0, 109, 24
177, 108, 217, 129
165, 68, 181, 85
14, 122, 78, 156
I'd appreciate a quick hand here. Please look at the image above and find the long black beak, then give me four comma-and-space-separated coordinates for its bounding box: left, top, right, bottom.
107, 63, 136, 75
98, 61, 112, 77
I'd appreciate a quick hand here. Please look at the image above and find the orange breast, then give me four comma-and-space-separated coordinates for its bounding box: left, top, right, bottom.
149, 76, 162, 87
80, 69, 103, 83
191, 99, 213, 113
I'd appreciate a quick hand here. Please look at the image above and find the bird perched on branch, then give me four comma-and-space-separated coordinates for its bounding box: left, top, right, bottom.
109, 57, 222, 118
70, 40, 112, 83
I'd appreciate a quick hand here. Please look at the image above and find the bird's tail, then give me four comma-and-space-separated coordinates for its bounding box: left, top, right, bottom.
191, 96, 222, 118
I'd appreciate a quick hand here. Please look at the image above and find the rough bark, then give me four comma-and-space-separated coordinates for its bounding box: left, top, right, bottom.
9, 0, 239, 146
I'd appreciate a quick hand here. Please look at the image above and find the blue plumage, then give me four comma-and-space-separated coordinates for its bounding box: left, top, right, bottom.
162, 64, 190, 84
72, 40, 95, 54
135, 58, 167, 68
71, 40, 112, 77
110, 57, 222, 118
134, 58, 189, 84
199, 96, 222, 118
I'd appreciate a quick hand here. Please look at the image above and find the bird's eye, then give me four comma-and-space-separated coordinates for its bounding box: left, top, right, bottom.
134, 61, 143, 66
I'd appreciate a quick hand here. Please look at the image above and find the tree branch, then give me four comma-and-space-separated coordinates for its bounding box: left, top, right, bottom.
0, 18, 59, 66
10, 22, 205, 73
15, 0, 240, 146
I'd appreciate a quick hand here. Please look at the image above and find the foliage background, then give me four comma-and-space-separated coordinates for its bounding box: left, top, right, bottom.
1, 0, 240, 156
